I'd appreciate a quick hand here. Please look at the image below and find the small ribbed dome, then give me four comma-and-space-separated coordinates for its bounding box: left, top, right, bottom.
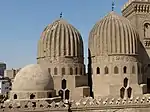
12, 64, 54, 91
89, 12, 138, 56
37, 19, 83, 59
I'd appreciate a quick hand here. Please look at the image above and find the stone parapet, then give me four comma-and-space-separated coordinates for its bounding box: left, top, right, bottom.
122, 0, 150, 11
0, 95, 150, 111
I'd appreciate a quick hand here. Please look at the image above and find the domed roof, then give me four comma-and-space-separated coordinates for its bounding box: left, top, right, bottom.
37, 19, 84, 59
12, 64, 54, 91
89, 11, 138, 56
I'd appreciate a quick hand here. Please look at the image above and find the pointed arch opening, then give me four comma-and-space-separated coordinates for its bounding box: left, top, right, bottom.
70, 68, 73, 75
58, 90, 64, 100
65, 89, 70, 100
62, 79, 67, 89
123, 66, 127, 74
97, 67, 100, 74
62, 67, 65, 75
132, 66, 135, 74
104, 66, 109, 74
54, 67, 57, 75
124, 78, 128, 88
120, 87, 125, 99
14, 94, 17, 99
127, 87, 132, 98
114, 66, 119, 74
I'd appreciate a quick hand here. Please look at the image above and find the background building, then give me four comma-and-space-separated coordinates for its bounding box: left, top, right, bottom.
0, 62, 6, 78
4, 68, 20, 83
0, 78, 10, 94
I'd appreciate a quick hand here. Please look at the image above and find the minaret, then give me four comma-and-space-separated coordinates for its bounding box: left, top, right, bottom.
122, 0, 150, 48
122, 0, 150, 91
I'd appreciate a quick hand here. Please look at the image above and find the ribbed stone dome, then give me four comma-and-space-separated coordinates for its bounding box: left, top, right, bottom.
12, 64, 54, 91
89, 11, 138, 56
37, 19, 84, 59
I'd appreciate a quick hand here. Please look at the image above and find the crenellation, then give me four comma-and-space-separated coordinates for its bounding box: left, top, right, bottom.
0, 100, 69, 111
71, 96, 150, 107
1, 96, 150, 111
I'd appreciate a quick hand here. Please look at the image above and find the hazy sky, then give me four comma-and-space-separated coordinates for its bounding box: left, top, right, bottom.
0, 0, 127, 69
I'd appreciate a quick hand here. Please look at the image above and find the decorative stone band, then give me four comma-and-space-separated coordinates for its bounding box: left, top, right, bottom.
1, 95, 150, 111
37, 56, 84, 64
91, 55, 138, 64
1, 99, 68, 111
71, 96, 150, 108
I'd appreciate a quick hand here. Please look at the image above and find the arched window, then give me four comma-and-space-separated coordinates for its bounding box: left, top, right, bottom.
144, 23, 150, 39
80, 67, 82, 75
127, 87, 132, 98
97, 67, 100, 74
132, 66, 135, 74
75, 67, 78, 75
104, 66, 109, 74
54, 67, 57, 75
123, 66, 127, 74
124, 78, 128, 88
58, 90, 64, 100
14, 94, 17, 99
120, 87, 125, 99
65, 89, 70, 100
62, 79, 66, 89
48, 68, 51, 74
114, 66, 119, 74
30, 94, 35, 99
62, 67, 65, 75
70, 68, 73, 75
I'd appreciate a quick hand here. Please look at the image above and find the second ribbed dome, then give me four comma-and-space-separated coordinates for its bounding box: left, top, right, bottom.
37, 19, 83, 59
89, 11, 138, 57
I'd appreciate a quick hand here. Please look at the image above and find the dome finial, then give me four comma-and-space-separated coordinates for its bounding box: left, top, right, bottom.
60, 12, 63, 18
112, 1, 115, 11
